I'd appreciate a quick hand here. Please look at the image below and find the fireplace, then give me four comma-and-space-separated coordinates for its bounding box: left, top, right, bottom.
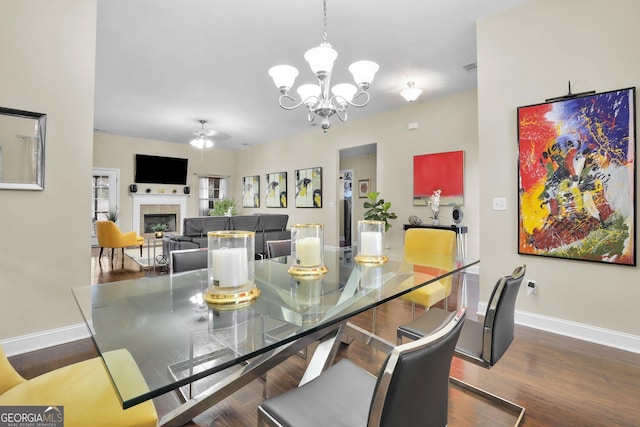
143, 213, 177, 233
132, 194, 188, 235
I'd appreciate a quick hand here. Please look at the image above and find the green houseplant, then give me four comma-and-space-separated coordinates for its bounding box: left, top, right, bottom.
106, 210, 119, 222
150, 223, 168, 238
363, 191, 397, 232
209, 198, 238, 217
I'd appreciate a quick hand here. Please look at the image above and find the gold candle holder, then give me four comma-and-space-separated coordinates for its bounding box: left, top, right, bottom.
288, 224, 328, 277
203, 230, 260, 308
354, 220, 388, 265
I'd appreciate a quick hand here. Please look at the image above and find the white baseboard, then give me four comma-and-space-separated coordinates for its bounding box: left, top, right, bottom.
0, 323, 90, 357
478, 302, 640, 355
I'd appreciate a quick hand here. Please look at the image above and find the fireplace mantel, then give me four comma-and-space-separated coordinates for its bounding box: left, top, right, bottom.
132, 194, 188, 235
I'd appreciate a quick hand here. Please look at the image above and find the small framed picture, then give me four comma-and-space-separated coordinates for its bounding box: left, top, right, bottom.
358, 179, 370, 198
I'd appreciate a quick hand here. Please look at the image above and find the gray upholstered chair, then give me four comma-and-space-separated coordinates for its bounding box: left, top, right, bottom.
170, 248, 208, 273
397, 265, 527, 425
257, 308, 466, 427
265, 239, 291, 259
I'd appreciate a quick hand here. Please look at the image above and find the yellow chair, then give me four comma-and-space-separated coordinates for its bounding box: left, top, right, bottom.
0, 345, 157, 427
96, 220, 144, 263
400, 228, 457, 318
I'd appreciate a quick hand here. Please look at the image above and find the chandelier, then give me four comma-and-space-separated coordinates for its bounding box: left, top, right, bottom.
190, 120, 214, 149
268, 0, 379, 131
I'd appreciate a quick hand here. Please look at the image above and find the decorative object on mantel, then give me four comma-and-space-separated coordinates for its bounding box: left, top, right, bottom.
145, 188, 151, 193
429, 189, 442, 225
400, 81, 422, 102
267, 0, 379, 131
363, 191, 397, 232
408, 215, 422, 225
517, 87, 635, 266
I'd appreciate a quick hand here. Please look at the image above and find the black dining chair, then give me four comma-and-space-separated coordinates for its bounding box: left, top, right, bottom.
265, 239, 291, 259
170, 248, 208, 273
397, 265, 527, 425
257, 307, 466, 427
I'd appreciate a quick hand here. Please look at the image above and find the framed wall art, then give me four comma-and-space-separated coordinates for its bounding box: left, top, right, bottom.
242, 175, 260, 208
517, 87, 636, 266
413, 150, 464, 206
295, 167, 322, 208
358, 179, 370, 198
266, 171, 287, 208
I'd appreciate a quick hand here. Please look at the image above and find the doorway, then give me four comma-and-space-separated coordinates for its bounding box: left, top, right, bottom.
339, 143, 377, 253
91, 167, 120, 246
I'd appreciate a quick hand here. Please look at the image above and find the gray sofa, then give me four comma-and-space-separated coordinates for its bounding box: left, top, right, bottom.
163, 214, 290, 259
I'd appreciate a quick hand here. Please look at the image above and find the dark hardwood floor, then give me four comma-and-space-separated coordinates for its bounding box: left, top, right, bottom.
9, 248, 640, 426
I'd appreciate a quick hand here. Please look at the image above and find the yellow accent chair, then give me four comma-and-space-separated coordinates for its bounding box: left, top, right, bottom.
0, 345, 158, 427
96, 220, 144, 263
400, 228, 457, 318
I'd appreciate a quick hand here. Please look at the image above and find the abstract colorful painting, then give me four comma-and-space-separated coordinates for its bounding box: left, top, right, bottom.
242, 175, 260, 208
517, 87, 636, 265
295, 167, 322, 208
266, 172, 287, 208
413, 151, 464, 206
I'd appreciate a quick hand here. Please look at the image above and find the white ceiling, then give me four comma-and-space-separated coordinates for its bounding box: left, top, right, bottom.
94, 0, 528, 150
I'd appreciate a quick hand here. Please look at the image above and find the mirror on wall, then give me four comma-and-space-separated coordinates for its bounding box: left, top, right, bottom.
0, 107, 46, 190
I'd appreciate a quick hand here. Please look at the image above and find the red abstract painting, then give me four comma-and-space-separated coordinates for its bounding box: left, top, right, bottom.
413, 150, 464, 206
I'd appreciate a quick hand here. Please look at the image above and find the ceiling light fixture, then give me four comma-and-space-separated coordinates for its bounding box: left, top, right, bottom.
400, 81, 422, 102
268, 0, 379, 131
190, 120, 214, 149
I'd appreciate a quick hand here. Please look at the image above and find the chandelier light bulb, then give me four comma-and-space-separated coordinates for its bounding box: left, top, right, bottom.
269, 65, 299, 92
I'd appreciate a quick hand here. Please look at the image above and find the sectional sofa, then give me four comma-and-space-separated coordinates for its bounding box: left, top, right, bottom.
163, 214, 290, 259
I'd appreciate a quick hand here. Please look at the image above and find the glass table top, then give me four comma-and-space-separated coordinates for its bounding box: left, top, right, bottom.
73, 250, 478, 408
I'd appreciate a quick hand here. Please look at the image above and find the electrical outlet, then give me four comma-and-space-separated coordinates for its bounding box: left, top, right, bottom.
527, 279, 537, 295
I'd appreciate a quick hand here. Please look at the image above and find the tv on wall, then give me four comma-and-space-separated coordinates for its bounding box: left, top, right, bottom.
134, 154, 188, 185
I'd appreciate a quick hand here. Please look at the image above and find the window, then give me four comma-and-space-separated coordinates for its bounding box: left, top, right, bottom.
198, 176, 229, 216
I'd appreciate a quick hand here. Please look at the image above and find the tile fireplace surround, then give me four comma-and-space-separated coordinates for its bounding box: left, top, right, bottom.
132, 194, 188, 235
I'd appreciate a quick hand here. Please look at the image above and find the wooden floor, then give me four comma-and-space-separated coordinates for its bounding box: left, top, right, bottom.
9, 248, 640, 426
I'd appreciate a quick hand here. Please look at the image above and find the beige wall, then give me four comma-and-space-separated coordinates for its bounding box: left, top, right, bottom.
93, 133, 237, 232
234, 90, 480, 259
0, 1, 97, 339
478, 0, 640, 336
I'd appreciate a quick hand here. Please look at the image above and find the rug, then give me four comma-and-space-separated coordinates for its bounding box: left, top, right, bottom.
124, 245, 168, 269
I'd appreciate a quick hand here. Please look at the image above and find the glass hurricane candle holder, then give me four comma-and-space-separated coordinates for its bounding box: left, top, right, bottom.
355, 220, 388, 265
288, 224, 328, 277
204, 230, 260, 308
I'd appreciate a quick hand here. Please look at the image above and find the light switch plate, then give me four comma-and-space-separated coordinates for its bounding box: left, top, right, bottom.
493, 197, 507, 211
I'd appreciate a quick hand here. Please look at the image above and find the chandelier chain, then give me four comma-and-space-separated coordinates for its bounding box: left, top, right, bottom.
322, 0, 328, 43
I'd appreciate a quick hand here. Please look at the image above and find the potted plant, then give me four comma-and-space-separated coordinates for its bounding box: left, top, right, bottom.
209, 198, 238, 217
150, 223, 168, 238
363, 191, 397, 232
106, 210, 119, 222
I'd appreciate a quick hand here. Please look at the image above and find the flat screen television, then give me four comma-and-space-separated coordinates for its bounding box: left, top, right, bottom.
134, 154, 188, 185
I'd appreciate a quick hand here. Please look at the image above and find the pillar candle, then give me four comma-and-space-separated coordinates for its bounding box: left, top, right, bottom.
211, 247, 248, 287
360, 231, 382, 256
296, 237, 322, 266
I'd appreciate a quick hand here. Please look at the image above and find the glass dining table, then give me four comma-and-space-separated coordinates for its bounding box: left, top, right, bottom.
73, 250, 478, 427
